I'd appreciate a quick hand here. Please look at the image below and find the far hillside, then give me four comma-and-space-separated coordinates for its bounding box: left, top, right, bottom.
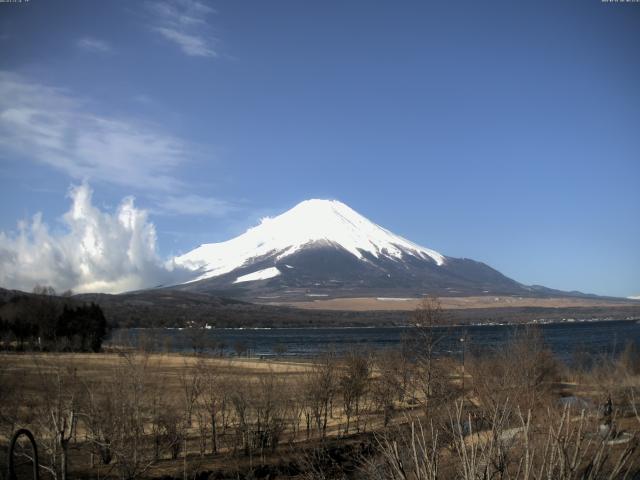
1, 287, 639, 330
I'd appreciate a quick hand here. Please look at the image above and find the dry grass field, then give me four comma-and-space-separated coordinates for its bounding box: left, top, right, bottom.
272, 295, 640, 311
0, 349, 425, 480
1, 325, 640, 480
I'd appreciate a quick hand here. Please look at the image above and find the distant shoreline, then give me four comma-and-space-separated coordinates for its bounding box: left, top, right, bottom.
3, 286, 640, 329
125, 316, 640, 331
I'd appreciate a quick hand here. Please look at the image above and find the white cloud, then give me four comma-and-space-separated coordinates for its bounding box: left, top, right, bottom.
76, 37, 112, 53
0, 183, 197, 294
147, 0, 217, 57
153, 27, 216, 57
0, 70, 236, 216
0, 71, 189, 191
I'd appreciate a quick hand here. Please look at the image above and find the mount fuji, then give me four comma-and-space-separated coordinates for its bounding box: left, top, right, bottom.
171, 199, 562, 301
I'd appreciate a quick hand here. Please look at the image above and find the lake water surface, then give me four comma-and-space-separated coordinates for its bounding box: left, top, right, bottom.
108, 319, 640, 364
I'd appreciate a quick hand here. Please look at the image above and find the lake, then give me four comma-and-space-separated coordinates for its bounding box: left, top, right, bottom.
107, 319, 640, 364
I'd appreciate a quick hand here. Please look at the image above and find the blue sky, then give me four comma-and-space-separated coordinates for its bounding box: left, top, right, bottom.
0, 0, 638, 296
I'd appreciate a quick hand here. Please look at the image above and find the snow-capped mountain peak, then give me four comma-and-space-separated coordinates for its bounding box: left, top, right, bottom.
175, 199, 445, 283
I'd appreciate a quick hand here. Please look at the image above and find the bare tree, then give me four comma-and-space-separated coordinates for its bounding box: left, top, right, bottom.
252, 370, 288, 459
339, 350, 370, 434
373, 400, 639, 480
468, 326, 559, 424
109, 352, 158, 480
179, 360, 202, 428
233, 340, 249, 358
0, 359, 23, 444
30, 359, 80, 480
408, 297, 452, 417
226, 377, 251, 455
372, 353, 402, 427
304, 352, 338, 438
153, 410, 183, 460
370, 421, 440, 480
81, 377, 118, 466
196, 359, 229, 454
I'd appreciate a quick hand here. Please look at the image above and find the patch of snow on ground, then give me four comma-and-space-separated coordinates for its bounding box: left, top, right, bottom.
233, 267, 281, 284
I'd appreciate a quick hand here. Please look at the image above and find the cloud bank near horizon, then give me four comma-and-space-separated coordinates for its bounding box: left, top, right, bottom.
0, 184, 197, 294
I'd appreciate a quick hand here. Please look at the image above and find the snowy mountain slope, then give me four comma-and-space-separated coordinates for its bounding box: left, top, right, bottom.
233, 267, 281, 284
171, 199, 547, 300
175, 199, 445, 282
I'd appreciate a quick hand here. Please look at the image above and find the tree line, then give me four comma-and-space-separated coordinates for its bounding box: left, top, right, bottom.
0, 286, 109, 352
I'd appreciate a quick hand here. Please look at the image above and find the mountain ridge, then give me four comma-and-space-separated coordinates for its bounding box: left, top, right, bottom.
175, 199, 446, 283
169, 199, 599, 301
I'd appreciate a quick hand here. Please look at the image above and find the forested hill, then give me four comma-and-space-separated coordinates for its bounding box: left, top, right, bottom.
1, 287, 640, 329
